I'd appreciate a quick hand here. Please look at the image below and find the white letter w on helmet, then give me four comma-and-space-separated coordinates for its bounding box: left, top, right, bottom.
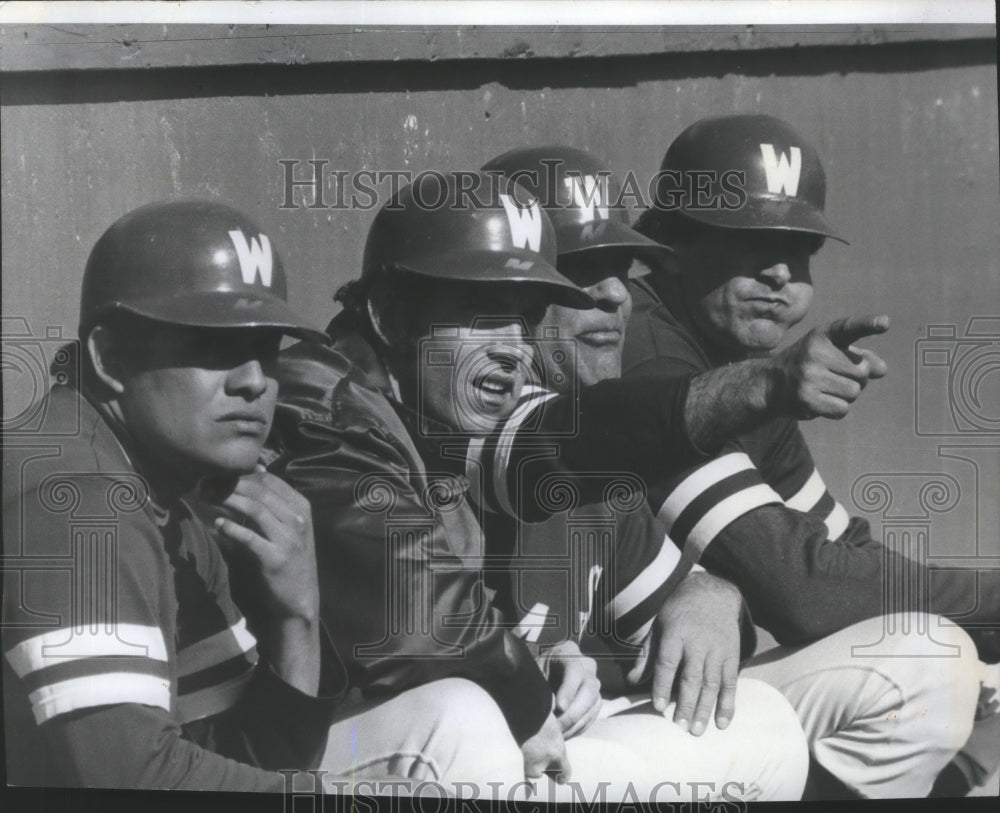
564, 174, 609, 221
499, 194, 542, 252
759, 144, 802, 196
229, 230, 273, 287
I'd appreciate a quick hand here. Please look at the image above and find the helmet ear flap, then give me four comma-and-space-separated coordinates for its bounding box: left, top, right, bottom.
363, 269, 423, 358
366, 297, 394, 350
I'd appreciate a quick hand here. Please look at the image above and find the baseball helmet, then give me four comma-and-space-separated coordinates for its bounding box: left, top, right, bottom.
79, 200, 324, 339
361, 171, 593, 308
654, 114, 847, 242
482, 145, 674, 264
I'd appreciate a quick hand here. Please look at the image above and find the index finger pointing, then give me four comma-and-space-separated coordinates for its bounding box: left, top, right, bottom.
826, 314, 890, 349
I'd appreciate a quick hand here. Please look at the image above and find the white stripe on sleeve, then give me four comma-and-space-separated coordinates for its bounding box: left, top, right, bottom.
687, 484, 784, 555
28, 673, 171, 724
656, 453, 758, 528
176, 618, 257, 678
825, 502, 850, 541
493, 390, 558, 517
6, 624, 168, 679
609, 535, 683, 621
176, 670, 255, 724
785, 468, 826, 512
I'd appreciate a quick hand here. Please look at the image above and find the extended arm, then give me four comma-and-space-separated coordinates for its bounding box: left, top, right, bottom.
671, 314, 890, 451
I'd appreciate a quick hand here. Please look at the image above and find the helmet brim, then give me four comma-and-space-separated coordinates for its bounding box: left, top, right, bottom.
393, 248, 596, 309
96, 291, 328, 342
683, 197, 849, 244
554, 220, 676, 266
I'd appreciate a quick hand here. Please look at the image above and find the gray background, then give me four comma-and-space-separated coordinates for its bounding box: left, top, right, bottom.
2, 24, 998, 565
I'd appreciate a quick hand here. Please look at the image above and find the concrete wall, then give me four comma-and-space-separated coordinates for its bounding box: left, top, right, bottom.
2, 25, 997, 562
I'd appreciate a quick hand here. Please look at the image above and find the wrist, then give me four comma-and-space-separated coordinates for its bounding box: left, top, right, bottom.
259, 614, 321, 651
687, 571, 743, 610
757, 355, 789, 416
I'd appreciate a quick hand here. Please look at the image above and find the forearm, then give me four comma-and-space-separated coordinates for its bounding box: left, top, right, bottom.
561, 374, 702, 472
699, 507, 968, 646
492, 376, 705, 521
189, 651, 344, 773
684, 358, 778, 453
46, 704, 291, 791
256, 616, 321, 697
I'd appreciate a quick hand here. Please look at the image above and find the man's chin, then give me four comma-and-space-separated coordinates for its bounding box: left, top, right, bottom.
453, 398, 518, 435
735, 322, 790, 354
199, 446, 264, 477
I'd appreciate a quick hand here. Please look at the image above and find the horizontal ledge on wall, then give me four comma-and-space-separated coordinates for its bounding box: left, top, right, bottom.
0, 24, 995, 73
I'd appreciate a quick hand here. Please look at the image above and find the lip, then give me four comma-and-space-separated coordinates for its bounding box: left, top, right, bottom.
745, 296, 789, 309
218, 412, 268, 433
471, 369, 521, 409
576, 327, 623, 347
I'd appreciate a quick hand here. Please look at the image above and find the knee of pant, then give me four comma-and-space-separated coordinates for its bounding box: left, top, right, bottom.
875, 615, 981, 749
879, 615, 981, 710
734, 678, 810, 792
419, 678, 520, 749
415, 678, 523, 790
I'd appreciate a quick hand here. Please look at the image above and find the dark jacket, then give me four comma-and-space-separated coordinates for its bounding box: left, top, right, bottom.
270, 313, 552, 743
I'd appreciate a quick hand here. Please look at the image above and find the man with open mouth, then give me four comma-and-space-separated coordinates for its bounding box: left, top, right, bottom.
269, 169, 801, 798
269, 171, 593, 793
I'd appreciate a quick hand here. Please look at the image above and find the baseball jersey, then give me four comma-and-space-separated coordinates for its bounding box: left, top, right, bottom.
2, 384, 343, 789
622, 271, 1000, 654
417, 378, 755, 673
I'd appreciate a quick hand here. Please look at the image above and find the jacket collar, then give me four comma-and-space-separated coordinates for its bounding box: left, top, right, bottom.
325, 310, 456, 437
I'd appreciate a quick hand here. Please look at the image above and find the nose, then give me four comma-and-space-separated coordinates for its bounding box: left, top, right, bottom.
486, 340, 532, 372
758, 262, 792, 289
586, 275, 630, 311
226, 359, 269, 399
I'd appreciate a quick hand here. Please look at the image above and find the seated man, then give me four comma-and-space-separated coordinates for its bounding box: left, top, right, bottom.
271, 172, 809, 801
2, 201, 343, 789
2, 200, 520, 795
624, 114, 995, 797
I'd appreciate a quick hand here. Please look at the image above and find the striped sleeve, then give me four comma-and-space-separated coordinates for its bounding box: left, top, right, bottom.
755, 419, 850, 542
175, 617, 258, 725
6, 625, 171, 725
461, 378, 701, 523
784, 467, 851, 542
463, 384, 560, 518
3, 489, 176, 726
600, 508, 689, 648
650, 451, 784, 559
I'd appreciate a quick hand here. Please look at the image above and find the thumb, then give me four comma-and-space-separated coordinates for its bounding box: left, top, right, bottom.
552, 740, 572, 784
825, 314, 890, 349
626, 637, 651, 685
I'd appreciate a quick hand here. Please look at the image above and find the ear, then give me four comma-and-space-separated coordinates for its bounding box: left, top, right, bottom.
86, 325, 126, 394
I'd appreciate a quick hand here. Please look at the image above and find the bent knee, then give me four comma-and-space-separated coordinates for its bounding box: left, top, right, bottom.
730, 679, 809, 800
876, 615, 981, 712
735, 678, 809, 735
415, 679, 515, 738
402, 679, 522, 789
733, 677, 807, 739
854, 615, 980, 752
